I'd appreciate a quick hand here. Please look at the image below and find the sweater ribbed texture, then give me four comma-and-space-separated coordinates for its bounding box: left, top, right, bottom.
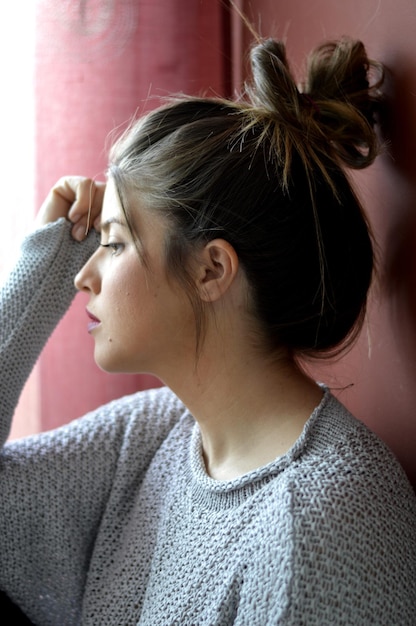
1, 219, 416, 625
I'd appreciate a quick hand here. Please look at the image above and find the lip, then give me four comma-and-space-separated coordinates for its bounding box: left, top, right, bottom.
86, 308, 101, 333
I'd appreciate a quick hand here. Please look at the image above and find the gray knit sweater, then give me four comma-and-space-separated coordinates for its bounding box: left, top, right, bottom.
1, 219, 416, 626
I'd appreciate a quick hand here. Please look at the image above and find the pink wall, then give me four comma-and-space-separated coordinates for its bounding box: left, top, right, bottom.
242, 0, 416, 486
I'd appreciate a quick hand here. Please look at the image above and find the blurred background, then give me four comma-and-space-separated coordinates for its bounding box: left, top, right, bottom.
3, 0, 416, 489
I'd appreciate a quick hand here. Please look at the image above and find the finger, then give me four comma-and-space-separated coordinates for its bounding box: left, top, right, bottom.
89, 181, 105, 232
35, 176, 106, 241
68, 180, 106, 240
36, 175, 91, 228
93, 214, 102, 232
67, 178, 103, 223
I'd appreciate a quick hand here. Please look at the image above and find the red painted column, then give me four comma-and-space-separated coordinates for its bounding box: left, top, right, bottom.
33, 0, 229, 430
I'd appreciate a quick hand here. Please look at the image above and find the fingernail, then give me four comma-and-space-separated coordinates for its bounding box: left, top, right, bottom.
73, 224, 86, 241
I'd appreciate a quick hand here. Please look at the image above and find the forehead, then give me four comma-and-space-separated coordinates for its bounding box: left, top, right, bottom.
101, 178, 124, 222
101, 177, 169, 244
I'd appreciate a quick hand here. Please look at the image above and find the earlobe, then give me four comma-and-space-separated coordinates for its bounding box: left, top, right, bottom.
197, 239, 239, 302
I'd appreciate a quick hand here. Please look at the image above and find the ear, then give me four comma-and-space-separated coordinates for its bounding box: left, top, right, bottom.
196, 239, 239, 303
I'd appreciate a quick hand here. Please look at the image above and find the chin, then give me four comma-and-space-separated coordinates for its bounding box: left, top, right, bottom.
94, 352, 127, 374
94, 354, 145, 375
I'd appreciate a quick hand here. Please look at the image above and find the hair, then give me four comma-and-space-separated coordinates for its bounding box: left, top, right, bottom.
108, 36, 383, 360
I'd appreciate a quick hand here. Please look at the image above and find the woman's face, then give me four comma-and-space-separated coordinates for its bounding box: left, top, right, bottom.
74, 179, 196, 377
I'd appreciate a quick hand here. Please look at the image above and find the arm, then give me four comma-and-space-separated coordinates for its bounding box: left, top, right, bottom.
0, 219, 99, 443
0, 384, 183, 625
0, 177, 104, 444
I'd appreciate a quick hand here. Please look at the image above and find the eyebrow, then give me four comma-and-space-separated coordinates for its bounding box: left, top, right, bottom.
100, 217, 128, 232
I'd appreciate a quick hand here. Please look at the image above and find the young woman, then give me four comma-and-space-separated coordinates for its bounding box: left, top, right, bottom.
1, 36, 415, 625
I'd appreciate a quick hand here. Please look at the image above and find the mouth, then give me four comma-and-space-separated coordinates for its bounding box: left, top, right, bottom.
86, 308, 101, 333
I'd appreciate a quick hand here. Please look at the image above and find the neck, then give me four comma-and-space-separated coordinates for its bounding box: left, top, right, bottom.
161, 339, 323, 481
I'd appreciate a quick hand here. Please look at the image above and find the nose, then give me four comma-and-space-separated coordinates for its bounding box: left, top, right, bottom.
74, 250, 100, 293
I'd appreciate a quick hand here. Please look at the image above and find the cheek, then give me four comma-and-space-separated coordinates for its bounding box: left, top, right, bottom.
105, 257, 191, 337
100, 264, 142, 329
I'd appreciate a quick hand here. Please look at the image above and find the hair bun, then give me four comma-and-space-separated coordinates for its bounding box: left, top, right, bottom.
249, 39, 300, 122
247, 36, 384, 170
303, 37, 384, 168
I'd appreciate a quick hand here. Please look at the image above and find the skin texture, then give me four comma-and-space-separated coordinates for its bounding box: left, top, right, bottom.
74, 179, 196, 376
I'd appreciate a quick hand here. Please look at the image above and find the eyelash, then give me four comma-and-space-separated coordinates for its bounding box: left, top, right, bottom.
100, 243, 124, 256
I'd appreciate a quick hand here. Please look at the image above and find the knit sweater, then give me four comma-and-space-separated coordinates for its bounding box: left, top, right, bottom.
1, 219, 416, 626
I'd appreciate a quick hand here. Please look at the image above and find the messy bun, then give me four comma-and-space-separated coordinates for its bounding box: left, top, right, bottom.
246, 37, 383, 182
110, 36, 383, 358
303, 37, 383, 167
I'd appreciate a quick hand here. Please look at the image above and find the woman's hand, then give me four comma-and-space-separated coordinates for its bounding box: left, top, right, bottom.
35, 176, 106, 241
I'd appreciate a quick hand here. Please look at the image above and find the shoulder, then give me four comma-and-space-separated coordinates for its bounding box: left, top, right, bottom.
106, 385, 190, 444
258, 389, 416, 575
285, 391, 416, 515
5, 386, 188, 468
64, 385, 188, 449
261, 392, 416, 623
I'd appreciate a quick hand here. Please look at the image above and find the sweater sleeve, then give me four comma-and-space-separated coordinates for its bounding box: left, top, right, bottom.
0, 385, 184, 625
0, 218, 99, 444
